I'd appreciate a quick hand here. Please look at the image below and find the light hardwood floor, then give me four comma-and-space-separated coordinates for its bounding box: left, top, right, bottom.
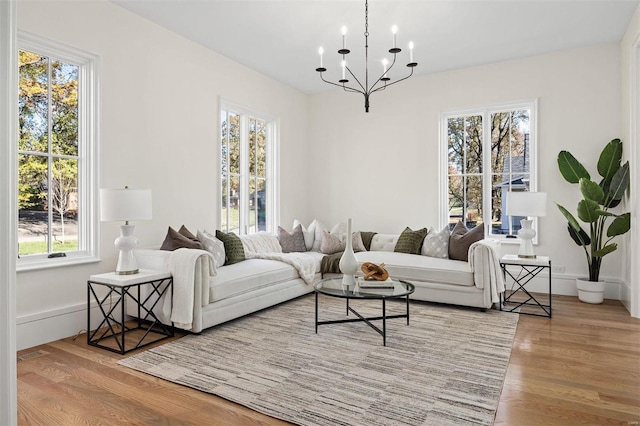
17, 295, 640, 425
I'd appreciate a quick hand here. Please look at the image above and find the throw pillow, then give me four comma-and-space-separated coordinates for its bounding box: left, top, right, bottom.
197, 229, 225, 268
160, 226, 204, 251
352, 231, 367, 252
178, 225, 198, 241
330, 222, 347, 239
215, 230, 246, 265
448, 221, 484, 261
421, 225, 450, 258
278, 224, 307, 253
360, 231, 377, 251
239, 232, 282, 254
311, 219, 328, 251
394, 227, 429, 255
293, 219, 315, 251
320, 231, 345, 254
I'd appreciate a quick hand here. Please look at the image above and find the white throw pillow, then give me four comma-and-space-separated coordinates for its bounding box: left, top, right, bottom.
330, 222, 347, 240
198, 229, 226, 268
239, 231, 282, 254
421, 225, 450, 258
311, 219, 328, 251
293, 219, 315, 251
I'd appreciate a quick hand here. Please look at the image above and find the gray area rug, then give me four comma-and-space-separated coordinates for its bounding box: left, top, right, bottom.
119, 294, 518, 425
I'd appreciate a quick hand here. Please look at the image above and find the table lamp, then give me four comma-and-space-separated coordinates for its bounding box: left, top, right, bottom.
100, 187, 152, 274
506, 191, 547, 258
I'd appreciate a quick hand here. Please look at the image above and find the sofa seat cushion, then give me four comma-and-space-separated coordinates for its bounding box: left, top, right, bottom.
355, 251, 474, 287
210, 259, 299, 303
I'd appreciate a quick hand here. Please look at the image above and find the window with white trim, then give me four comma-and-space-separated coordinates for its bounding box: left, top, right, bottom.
17, 32, 99, 270
441, 100, 538, 238
220, 101, 278, 234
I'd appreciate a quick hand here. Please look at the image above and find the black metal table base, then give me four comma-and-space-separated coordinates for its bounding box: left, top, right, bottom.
500, 263, 552, 318
87, 277, 174, 354
315, 293, 411, 346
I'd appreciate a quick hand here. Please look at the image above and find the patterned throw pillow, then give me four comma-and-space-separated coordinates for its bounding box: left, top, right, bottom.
215, 230, 246, 265
320, 231, 345, 254
278, 224, 307, 253
352, 231, 367, 252
160, 226, 204, 251
448, 221, 484, 261
197, 229, 225, 268
421, 225, 450, 258
394, 227, 429, 254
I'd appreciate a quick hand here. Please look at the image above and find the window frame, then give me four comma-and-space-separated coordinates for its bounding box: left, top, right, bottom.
219, 99, 279, 235
439, 99, 539, 243
17, 31, 100, 271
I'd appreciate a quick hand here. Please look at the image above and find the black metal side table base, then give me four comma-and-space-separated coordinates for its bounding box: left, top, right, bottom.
500, 256, 552, 318
88, 274, 174, 354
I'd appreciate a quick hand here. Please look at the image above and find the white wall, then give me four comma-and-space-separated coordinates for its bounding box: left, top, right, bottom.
16, 0, 310, 349
1, 1, 18, 422
308, 44, 623, 294
621, 3, 640, 317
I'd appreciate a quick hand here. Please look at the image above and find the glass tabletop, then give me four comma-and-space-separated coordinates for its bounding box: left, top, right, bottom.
314, 277, 415, 299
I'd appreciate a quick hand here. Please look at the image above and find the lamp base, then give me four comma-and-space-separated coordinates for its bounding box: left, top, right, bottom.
517, 219, 536, 258
115, 224, 139, 275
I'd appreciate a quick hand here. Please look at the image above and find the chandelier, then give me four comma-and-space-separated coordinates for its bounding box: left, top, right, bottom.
315, 0, 417, 113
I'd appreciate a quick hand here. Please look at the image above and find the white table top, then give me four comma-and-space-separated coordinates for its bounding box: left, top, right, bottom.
89, 269, 171, 286
500, 254, 550, 266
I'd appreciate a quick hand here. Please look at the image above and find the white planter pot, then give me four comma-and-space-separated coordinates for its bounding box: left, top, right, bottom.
576, 278, 605, 304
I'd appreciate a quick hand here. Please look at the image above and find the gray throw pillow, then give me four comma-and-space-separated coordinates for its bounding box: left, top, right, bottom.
394, 227, 429, 255
215, 230, 246, 265
160, 226, 204, 251
278, 224, 307, 253
320, 231, 345, 254
422, 225, 450, 258
448, 221, 484, 261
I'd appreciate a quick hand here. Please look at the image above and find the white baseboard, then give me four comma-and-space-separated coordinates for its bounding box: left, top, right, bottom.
17, 301, 115, 351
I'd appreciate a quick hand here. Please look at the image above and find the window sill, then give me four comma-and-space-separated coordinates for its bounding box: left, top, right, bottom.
17, 254, 100, 273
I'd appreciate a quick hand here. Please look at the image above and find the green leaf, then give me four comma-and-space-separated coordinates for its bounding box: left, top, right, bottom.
607, 212, 631, 237
595, 209, 614, 217
608, 161, 630, 201
567, 223, 590, 246
577, 199, 600, 223
593, 243, 617, 257
579, 178, 604, 203
558, 151, 590, 184
557, 203, 581, 231
597, 138, 622, 180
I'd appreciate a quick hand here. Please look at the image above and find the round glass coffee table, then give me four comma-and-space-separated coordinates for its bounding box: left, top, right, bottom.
314, 278, 415, 346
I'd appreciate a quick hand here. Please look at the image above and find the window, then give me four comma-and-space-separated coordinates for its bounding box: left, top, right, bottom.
220, 101, 278, 234
441, 100, 537, 239
17, 32, 99, 270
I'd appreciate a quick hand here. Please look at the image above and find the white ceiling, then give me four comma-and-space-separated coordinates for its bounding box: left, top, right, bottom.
111, 0, 639, 94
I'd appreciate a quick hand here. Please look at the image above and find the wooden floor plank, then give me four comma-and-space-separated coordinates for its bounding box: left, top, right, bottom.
17, 294, 640, 425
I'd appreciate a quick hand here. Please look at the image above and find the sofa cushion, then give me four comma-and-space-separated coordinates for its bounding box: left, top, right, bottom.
320, 231, 344, 254
278, 224, 307, 253
216, 230, 246, 265
422, 225, 450, 259
369, 234, 399, 252
311, 219, 329, 251
355, 251, 474, 287
210, 259, 299, 303
160, 226, 204, 251
197, 229, 225, 268
394, 227, 429, 254
293, 219, 315, 250
448, 221, 484, 261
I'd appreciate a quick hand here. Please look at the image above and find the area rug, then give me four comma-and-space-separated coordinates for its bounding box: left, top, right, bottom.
119, 294, 518, 425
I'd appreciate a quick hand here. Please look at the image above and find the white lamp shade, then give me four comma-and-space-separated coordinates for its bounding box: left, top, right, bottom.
506, 191, 547, 218
100, 188, 152, 222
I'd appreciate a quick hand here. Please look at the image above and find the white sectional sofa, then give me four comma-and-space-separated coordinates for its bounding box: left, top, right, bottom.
131, 232, 503, 334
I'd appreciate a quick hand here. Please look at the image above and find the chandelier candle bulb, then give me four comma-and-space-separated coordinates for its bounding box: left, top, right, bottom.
341, 60, 346, 79
341, 26, 347, 50
392, 25, 398, 48
319, 47, 324, 67
409, 41, 414, 63
382, 58, 388, 77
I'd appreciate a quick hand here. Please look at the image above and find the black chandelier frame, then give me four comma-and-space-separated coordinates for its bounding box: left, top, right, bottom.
315, 0, 417, 112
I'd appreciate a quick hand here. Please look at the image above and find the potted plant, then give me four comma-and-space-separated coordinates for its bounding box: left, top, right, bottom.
556, 138, 631, 304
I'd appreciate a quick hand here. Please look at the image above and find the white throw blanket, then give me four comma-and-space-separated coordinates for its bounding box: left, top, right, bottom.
468, 239, 505, 303
247, 251, 318, 285
240, 232, 282, 254
164, 248, 215, 330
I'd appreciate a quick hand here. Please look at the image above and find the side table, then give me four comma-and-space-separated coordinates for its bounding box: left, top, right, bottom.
499, 254, 552, 318
88, 269, 174, 354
